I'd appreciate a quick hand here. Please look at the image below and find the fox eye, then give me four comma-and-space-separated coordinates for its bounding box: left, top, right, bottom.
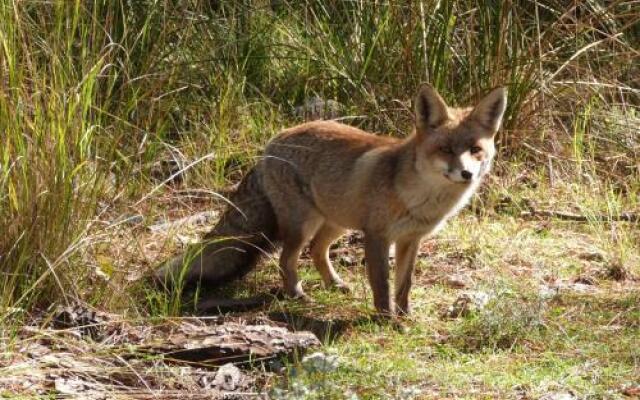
440, 146, 454, 155
470, 146, 482, 154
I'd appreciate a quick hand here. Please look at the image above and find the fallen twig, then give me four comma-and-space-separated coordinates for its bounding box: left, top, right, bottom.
519, 209, 639, 222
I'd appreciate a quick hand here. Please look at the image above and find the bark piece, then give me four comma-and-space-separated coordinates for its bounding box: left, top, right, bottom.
142, 322, 320, 367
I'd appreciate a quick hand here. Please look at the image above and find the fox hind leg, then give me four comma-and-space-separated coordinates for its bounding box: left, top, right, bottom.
310, 223, 349, 292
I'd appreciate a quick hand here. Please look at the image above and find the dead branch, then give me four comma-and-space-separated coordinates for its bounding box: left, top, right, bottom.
519, 209, 639, 222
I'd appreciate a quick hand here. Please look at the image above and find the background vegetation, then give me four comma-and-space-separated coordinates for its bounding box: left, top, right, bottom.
0, 1, 638, 398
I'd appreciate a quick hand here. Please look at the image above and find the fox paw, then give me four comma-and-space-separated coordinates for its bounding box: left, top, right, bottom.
395, 306, 411, 317
371, 313, 408, 333
331, 281, 352, 294
286, 290, 314, 303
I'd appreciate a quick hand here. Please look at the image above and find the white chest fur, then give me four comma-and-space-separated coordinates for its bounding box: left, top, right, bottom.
390, 179, 480, 240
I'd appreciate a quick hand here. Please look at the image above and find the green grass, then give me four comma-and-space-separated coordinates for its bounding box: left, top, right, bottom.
268, 213, 638, 399
0, 1, 639, 398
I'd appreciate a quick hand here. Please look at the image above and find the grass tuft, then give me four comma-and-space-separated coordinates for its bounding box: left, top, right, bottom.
449, 290, 547, 352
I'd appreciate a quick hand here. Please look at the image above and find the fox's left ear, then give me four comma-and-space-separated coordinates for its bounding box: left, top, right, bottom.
470, 87, 507, 133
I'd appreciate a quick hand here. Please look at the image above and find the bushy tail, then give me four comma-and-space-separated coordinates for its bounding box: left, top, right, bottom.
154, 167, 278, 290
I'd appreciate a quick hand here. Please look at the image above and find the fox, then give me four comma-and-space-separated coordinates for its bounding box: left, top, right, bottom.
155, 84, 507, 316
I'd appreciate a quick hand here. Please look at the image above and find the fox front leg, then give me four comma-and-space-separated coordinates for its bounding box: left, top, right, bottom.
394, 237, 420, 316
364, 233, 392, 316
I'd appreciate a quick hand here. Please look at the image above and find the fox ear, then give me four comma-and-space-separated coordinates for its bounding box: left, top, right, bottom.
470, 87, 507, 133
415, 84, 449, 132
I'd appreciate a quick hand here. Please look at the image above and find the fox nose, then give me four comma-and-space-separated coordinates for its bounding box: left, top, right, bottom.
461, 170, 473, 181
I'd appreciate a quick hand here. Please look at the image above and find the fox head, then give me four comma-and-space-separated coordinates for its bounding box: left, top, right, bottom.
413, 84, 507, 186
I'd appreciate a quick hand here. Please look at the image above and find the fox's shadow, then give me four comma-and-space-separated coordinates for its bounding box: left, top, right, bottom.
191, 286, 368, 342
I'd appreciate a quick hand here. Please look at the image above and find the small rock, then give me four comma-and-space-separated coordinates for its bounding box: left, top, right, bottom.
446, 291, 491, 318
568, 282, 595, 293
538, 284, 558, 300
198, 372, 217, 390
573, 275, 596, 285
301, 351, 339, 373
443, 274, 471, 289
54, 376, 91, 395
539, 391, 577, 400
512, 384, 530, 399
22, 343, 51, 358
398, 385, 422, 399
213, 363, 242, 391
578, 251, 606, 262
148, 211, 219, 233
344, 390, 360, 400
540, 281, 598, 297
50, 304, 109, 340
41, 354, 64, 366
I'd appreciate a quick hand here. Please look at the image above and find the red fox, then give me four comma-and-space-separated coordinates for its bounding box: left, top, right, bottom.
155, 84, 507, 316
